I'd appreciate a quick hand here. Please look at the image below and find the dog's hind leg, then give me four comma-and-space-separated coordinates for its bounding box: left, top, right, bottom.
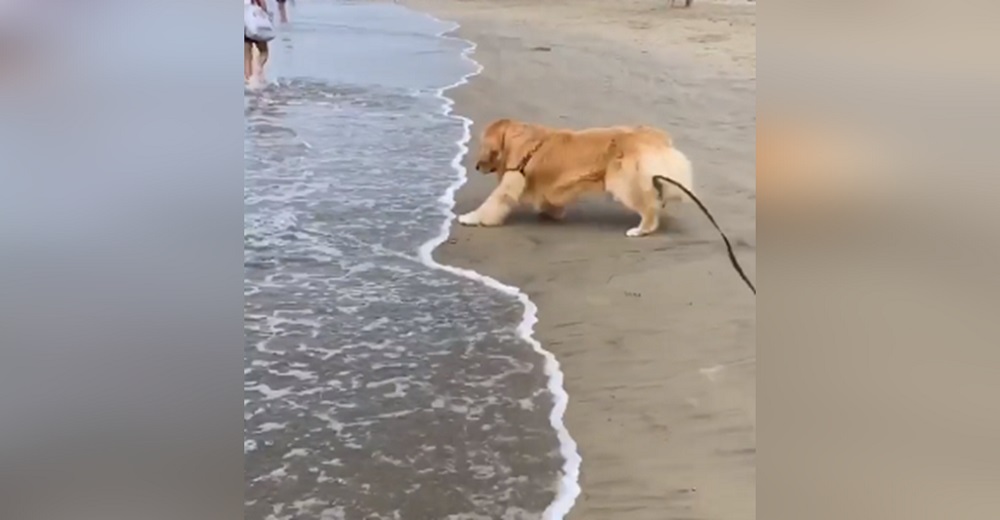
458, 171, 526, 227
624, 200, 661, 237
608, 179, 661, 237
606, 162, 662, 237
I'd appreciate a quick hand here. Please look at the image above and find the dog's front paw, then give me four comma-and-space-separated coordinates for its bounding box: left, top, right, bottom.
457, 212, 481, 226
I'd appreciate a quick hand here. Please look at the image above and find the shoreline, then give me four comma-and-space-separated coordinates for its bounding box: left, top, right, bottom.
412, 1, 756, 518
417, 17, 583, 519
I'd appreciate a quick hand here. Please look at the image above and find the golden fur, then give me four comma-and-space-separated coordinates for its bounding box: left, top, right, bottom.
459, 119, 694, 236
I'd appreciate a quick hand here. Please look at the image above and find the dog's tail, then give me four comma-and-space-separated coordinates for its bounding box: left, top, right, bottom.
652, 174, 756, 295
649, 147, 694, 203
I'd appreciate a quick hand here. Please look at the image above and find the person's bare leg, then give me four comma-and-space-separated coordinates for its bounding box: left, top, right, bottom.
278, 2, 289, 23
244, 41, 254, 82
256, 42, 269, 82
458, 171, 526, 227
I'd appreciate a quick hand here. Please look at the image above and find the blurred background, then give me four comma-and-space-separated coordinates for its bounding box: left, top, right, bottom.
0, 2, 241, 520
760, 1, 1000, 519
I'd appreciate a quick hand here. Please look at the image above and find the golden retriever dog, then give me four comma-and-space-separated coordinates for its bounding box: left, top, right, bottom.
459, 119, 694, 237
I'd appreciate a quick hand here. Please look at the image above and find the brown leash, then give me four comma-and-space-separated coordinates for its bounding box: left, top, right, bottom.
653, 175, 756, 295
512, 139, 547, 174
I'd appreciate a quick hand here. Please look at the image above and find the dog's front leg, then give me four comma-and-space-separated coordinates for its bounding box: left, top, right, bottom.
536, 200, 567, 221
458, 171, 526, 227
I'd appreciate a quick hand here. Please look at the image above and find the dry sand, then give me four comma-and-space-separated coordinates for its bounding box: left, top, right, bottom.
405, 1, 756, 518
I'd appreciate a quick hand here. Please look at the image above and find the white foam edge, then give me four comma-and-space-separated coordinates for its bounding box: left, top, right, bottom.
407, 9, 583, 520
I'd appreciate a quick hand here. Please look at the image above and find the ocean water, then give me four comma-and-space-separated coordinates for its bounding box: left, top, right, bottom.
244, 2, 574, 519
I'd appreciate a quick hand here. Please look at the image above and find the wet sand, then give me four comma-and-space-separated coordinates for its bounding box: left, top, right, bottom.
404, 0, 756, 518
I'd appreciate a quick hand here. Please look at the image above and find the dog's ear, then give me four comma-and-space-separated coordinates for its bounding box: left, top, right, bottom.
500, 123, 537, 172
479, 119, 516, 171
474, 119, 512, 173
484, 119, 512, 149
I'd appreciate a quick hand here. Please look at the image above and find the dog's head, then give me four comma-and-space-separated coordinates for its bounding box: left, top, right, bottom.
474, 118, 514, 174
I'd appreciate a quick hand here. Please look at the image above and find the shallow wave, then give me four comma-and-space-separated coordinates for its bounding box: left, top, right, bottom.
244, 12, 565, 517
